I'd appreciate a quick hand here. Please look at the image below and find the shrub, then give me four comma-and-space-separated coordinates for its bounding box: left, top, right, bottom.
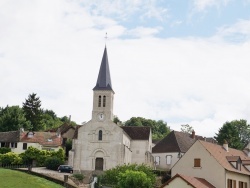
118, 170, 152, 188
0, 147, 11, 154
99, 164, 156, 187
0, 152, 22, 165
72, 174, 84, 181
44, 156, 63, 170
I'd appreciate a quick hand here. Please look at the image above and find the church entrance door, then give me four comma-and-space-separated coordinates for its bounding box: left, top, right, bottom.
95, 158, 104, 170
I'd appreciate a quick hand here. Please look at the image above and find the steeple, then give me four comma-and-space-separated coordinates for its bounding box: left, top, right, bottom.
93, 46, 113, 91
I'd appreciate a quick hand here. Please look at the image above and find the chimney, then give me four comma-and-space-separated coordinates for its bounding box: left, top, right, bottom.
191, 130, 195, 139
223, 140, 229, 152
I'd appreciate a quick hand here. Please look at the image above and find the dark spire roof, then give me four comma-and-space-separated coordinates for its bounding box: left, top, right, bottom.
93, 46, 113, 91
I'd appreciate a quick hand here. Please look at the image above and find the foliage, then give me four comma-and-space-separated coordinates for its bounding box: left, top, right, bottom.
72, 174, 84, 181
124, 117, 170, 139
22, 93, 44, 131
118, 170, 152, 188
0, 105, 31, 131
41, 109, 63, 130
65, 139, 72, 157
0, 147, 11, 154
44, 156, 64, 170
180, 124, 193, 134
0, 168, 63, 188
0, 152, 23, 165
99, 164, 156, 188
214, 119, 250, 150
113, 116, 122, 125
20, 146, 65, 166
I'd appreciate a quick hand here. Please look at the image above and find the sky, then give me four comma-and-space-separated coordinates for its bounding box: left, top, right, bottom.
1, 0, 250, 137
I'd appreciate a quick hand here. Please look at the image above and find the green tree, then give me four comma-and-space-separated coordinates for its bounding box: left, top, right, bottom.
214, 119, 250, 149
118, 170, 152, 188
0, 105, 31, 132
180, 124, 193, 134
125, 117, 170, 139
113, 116, 122, 125
22, 93, 43, 131
41, 109, 63, 130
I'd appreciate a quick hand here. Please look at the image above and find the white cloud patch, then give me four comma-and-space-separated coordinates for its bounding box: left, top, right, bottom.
127, 26, 162, 38
192, 0, 230, 11
215, 19, 250, 42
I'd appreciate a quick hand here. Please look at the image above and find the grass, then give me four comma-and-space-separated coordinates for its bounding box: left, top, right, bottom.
0, 168, 63, 188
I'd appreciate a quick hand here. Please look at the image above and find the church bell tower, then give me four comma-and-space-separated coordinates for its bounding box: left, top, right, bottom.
92, 46, 114, 122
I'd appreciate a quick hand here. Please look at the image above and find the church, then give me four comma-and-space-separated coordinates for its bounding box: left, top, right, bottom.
68, 46, 154, 173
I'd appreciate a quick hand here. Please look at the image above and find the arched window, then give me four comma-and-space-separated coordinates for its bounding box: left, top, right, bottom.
98, 130, 102, 141
103, 96, 106, 107
98, 96, 101, 107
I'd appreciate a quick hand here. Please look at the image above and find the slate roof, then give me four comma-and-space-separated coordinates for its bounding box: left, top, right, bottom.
152, 130, 215, 153
20, 131, 62, 147
0, 131, 20, 142
121, 126, 150, 140
199, 140, 250, 175
93, 46, 113, 91
161, 173, 216, 188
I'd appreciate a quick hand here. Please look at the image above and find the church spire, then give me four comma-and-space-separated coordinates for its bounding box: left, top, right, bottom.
93, 46, 113, 91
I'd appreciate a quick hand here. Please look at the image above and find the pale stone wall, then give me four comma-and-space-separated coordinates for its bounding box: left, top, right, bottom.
62, 128, 75, 139
72, 120, 130, 171
152, 152, 183, 171
162, 177, 193, 188
172, 141, 225, 188
226, 171, 250, 188
131, 140, 150, 165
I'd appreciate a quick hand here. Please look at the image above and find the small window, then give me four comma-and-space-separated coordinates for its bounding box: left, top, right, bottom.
23, 143, 27, 150
227, 179, 236, 188
98, 130, 102, 141
194, 158, 201, 167
98, 96, 101, 107
103, 96, 106, 107
11, 143, 17, 148
166, 155, 172, 165
239, 181, 247, 188
155, 156, 160, 165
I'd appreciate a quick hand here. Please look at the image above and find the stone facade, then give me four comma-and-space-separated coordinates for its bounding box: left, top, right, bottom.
69, 46, 153, 172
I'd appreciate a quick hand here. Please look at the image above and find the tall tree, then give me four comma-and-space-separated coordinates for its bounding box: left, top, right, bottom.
0, 105, 31, 131
214, 119, 250, 150
22, 93, 43, 131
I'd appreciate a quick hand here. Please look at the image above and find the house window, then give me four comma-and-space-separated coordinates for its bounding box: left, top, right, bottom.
155, 156, 160, 165
194, 158, 201, 167
166, 155, 172, 165
227, 179, 236, 188
103, 96, 106, 107
1, 142, 5, 147
23, 143, 27, 150
11, 143, 17, 148
98, 130, 102, 141
239, 181, 247, 188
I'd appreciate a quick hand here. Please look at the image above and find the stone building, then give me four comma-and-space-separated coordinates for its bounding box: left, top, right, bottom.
69, 46, 153, 173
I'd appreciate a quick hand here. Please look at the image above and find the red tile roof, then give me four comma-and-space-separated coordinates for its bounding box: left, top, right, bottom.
161, 174, 216, 188
20, 131, 62, 147
199, 140, 250, 175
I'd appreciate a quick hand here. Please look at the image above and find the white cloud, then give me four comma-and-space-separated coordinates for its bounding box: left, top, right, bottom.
192, 0, 230, 11
215, 19, 250, 42
126, 26, 162, 38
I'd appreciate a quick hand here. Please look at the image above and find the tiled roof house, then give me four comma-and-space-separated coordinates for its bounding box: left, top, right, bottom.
172, 140, 250, 188
161, 173, 216, 188
0, 129, 62, 153
152, 130, 216, 170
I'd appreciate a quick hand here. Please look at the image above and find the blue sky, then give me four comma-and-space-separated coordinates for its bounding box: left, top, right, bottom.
0, 0, 250, 137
